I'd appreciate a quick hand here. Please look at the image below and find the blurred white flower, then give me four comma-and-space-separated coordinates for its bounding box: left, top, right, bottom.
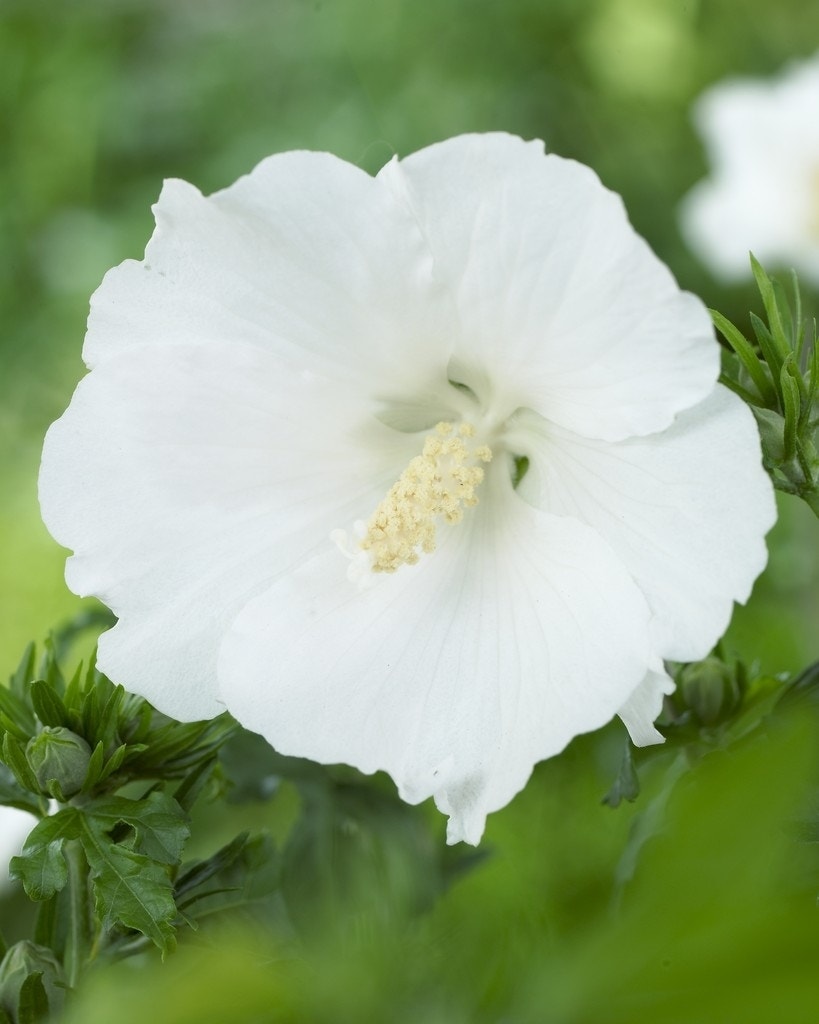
40, 134, 775, 843
681, 54, 819, 284
1, 806, 34, 883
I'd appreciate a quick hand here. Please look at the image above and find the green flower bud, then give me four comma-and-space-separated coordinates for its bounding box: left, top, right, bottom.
678, 657, 742, 726
0, 940, 65, 1019
26, 726, 92, 798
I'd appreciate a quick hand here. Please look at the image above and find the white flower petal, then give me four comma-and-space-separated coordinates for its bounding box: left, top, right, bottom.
380, 132, 717, 441
512, 385, 775, 662
83, 150, 454, 399
618, 665, 675, 746
218, 473, 652, 845
40, 341, 407, 720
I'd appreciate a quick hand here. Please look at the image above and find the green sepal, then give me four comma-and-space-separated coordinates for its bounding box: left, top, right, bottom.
28, 680, 70, 731
711, 308, 777, 406
751, 254, 791, 362
0, 766, 43, 816
79, 742, 106, 794
602, 739, 640, 808
779, 364, 800, 461
750, 312, 783, 380
16, 972, 49, 1024
2, 734, 41, 794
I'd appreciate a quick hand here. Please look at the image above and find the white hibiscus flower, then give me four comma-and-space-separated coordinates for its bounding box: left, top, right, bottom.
39, 134, 775, 844
681, 53, 819, 285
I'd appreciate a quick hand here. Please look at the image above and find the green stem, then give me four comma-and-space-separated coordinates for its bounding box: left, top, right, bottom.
64, 840, 92, 990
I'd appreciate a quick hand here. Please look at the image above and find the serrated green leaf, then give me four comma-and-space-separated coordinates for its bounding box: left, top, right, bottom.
2, 735, 41, 794
76, 814, 177, 955
28, 681, 70, 730
16, 971, 49, 1024
712, 309, 777, 407
9, 811, 79, 901
85, 792, 189, 866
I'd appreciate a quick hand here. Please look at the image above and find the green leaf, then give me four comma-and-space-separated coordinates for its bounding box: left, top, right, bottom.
9, 811, 78, 901
76, 814, 177, 955
711, 309, 777, 407
85, 792, 190, 866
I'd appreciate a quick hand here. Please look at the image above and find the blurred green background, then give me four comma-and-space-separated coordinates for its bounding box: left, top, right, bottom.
2, 0, 819, 1020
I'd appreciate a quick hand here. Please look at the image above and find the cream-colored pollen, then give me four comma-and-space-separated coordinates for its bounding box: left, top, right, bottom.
360, 421, 492, 574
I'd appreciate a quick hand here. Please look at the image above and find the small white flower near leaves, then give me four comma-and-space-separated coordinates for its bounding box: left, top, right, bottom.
0, 806, 34, 883
681, 54, 819, 285
40, 134, 775, 844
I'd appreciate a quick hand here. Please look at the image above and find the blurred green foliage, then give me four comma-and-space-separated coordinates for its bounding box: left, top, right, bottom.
54, 713, 819, 1023
2, 1, 819, 1019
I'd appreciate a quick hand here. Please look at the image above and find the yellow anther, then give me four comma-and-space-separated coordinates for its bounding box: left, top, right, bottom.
360, 421, 492, 574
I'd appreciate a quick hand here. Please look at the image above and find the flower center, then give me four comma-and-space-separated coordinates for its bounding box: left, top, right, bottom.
361, 421, 492, 574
